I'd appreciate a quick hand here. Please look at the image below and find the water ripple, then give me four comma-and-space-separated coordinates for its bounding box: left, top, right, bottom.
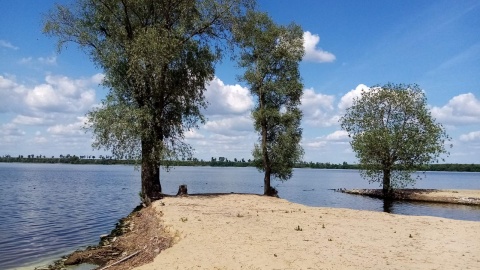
1, 164, 479, 269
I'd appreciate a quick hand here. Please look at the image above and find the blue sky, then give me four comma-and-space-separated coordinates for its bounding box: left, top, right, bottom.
1, 0, 479, 164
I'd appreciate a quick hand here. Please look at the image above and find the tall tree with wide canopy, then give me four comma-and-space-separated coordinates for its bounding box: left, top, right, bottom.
44, 0, 254, 203
340, 83, 450, 196
234, 12, 304, 196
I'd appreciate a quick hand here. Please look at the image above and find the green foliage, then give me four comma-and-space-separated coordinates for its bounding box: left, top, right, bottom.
340, 83, 451, 193
44, 0, 254, 198
234, 11, 304, 193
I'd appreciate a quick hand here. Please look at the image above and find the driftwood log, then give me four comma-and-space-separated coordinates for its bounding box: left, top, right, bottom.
176, 184, 188, 196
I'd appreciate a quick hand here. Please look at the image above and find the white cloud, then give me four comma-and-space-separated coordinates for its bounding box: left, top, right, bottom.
304, 130, 349, 148
0, 124, 26, 148
12, 115, 46, 125
91, 73, 105, 84
38, 55, 57, 65
301, 88, 338, 127
19, 55, 58, 66
204, 116, 253, 136
34, 136, 48, 144
0, 73, 101, 156
304, 140, 327, 149
338, 84, 370, 110
185, 129, 205, 140
0, 123, 25, 136
25, 75, 96, 113
1, 74, 98, 115
325, 130, 349, 141
19, 57, 33, 64
47, 117, 86, 137
303, 31, 336, 63
0, 75, 27, 113
460, 131, 480, 142
431, 93, 480, 125
0, 40, 18, 50
205, 77, 253, 115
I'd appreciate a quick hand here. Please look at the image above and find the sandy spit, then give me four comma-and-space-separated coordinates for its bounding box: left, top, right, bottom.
134, 194, 480, 270
344, 189, 480, 205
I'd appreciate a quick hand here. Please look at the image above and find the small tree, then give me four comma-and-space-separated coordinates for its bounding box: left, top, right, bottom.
235, 12, 304, 196
340, 83, 450, 196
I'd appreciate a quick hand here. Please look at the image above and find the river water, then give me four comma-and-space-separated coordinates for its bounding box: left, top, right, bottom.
0, 163, 479, 269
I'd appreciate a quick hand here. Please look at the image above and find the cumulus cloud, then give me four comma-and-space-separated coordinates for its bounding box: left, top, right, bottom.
301, 88, 338, 127
205, 77, 253, 115
304, 140, 327, 149
0, 123, 25, 136
204, 115, 253, 136
25, 75, 96, 113
91, 73, 105, 84
47, 117, 86, 137
0, 75, 27, 113
303, 31, 336, 63
0, 40, 18, 50
304, 130, 349, 148
12, 115, 46, 125
184, 129, 205, 140
460, 131, 480, 142
38, 56, 57, 65
34, 136, 48, 144
1, 74, 99, 115
325, 130, 349, 141
431, 93, 480, 125
0, 74, 102, 156
338, 84, 370, 110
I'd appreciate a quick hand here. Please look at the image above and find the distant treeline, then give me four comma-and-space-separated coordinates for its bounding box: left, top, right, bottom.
0, 155, 479, 172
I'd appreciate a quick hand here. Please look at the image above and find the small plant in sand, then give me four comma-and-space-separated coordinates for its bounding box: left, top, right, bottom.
294, 225, 303, 231
180, 217, 188, 222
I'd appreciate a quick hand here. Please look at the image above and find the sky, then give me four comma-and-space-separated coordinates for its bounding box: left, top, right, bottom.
1, 0, 479, 164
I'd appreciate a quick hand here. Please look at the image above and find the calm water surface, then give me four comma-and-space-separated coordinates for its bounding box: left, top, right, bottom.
0, 163, 479, 269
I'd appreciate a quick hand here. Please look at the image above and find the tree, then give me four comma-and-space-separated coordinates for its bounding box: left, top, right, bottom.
234, 12, 304, 196
44, 0, 254, 203
340, 83, 450, 196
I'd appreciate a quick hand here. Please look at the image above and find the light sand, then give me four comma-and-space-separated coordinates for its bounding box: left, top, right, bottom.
422, 189, 480, 204
345, 189, 480, 205
134, 194, 480, 270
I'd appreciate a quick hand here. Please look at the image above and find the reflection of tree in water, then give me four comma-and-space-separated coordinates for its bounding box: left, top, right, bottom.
383, 199, 394, 213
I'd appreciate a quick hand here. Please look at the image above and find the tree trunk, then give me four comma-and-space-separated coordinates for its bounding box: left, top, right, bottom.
260, 92, 276, 196
382, 169, 392, 198
141, 140, 162, 204
263, 167, 271, 195
176, 184, 188, 196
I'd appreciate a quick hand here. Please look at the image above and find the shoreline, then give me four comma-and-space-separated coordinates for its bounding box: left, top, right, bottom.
38, 190, 480, 270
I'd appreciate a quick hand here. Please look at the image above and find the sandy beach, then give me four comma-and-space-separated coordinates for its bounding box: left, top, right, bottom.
132, 193, 480, 270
